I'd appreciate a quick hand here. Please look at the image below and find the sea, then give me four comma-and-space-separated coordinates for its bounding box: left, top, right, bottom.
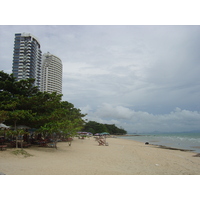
118, 132, 200, 153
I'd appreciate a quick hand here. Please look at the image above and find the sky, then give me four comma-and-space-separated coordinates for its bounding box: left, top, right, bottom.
1, 25, 200, 133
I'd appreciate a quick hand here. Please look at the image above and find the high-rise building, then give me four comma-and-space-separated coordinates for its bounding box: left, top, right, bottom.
41, 52, 63, 94
12, 33, 42, 89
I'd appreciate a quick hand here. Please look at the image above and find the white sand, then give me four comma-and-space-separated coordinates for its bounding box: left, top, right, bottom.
0, 137, 200, 175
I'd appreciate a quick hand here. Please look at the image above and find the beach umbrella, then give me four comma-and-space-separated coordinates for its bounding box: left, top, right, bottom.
77, 132, 87, 134
77, 132, 91, 136
100, 132, 110, 135
16, 125, 31, 130
87, 132, 93, 135
0, 123, 10, 129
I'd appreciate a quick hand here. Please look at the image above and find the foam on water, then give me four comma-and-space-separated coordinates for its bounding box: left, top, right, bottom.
119, 132, 200, 153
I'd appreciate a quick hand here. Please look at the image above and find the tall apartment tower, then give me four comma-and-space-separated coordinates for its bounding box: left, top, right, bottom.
41, 52, 63, 94
12, 33, 42, 89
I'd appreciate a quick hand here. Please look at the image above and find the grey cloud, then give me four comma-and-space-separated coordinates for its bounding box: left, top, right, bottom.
82, 104, 200, 133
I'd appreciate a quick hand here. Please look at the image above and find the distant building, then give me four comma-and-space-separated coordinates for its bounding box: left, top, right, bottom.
12, 33, 42, 89
41, 52, 63, 95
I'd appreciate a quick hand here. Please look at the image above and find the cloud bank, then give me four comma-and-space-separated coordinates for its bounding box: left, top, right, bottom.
1, 25, 200, 133
81, 104, 200, 133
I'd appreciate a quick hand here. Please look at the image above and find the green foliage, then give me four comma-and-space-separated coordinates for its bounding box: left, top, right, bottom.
105, 124, 127, 135
12, 149, 33, 157
0, 110, 8, 123
83, 121, 127, 135
0, 71, 87, 142
39, 105, 85, 138
8, 110, 35, 129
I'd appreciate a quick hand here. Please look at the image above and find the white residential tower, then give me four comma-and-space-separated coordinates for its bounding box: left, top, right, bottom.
41, 52, 63, 94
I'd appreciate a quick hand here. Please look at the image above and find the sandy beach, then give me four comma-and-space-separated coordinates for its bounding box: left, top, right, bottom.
0, 136, 200, 175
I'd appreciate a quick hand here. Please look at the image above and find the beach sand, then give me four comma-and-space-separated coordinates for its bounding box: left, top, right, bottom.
0, 137, 200, 175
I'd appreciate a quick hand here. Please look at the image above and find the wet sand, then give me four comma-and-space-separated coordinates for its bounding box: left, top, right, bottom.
0, 137, 200, 175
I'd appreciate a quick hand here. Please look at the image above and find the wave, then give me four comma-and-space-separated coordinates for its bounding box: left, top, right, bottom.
120, 133, 200, 153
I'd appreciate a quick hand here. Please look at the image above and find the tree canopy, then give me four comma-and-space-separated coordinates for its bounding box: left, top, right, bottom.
83, 121, 127, 135
0, 71, 86, 134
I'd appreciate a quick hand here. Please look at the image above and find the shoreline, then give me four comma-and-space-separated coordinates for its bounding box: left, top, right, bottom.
119, 137, 195, 152
0, 136, 200, 175
118, 134, 200, 153
154, 144, 194, 152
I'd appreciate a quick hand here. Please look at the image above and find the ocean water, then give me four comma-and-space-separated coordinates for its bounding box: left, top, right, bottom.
119, 132, 200, 153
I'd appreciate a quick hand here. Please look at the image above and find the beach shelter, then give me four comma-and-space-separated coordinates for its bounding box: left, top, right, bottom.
99, 132, 110, 135
77, 132, 92, 136
10, 125, 31, 130
0, 123, 10, 129
16, 125, 31, 130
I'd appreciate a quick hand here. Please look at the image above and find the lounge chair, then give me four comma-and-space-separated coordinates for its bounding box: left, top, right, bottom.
0, 145, 7, 151
97, 138, 109, 146
38, 140, 48, 147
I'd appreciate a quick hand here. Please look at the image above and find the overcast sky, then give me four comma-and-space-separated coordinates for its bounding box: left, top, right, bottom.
1, 25, 200, 133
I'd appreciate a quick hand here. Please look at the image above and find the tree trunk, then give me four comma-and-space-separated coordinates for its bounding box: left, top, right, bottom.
54, 140, 57, 149
14, 121, 18, 148
52, 133, 57, 149
20, 134, 23, 149
16, 134, 18, 148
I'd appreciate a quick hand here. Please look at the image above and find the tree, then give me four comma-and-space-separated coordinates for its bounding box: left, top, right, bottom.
38, 102, 86, 148
0, 110, 8, 123
83, 121, 127, 135
0, 71, 87, 148
0, 71, 39, 99
0, 70, 39, 127
15, 92, 63, 128
105, 124, 127, 135
82, 121, 106, 133
8, 110, 34, 148
8, 110, 34, 131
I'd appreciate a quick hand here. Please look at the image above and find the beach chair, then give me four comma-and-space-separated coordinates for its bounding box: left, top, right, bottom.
47, 143, 55, 148
97, 138, 109, 146
10, 141, 16, 148
97, 139, 104, 146
38, 140, 48, 147
0, 145, 7, 151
